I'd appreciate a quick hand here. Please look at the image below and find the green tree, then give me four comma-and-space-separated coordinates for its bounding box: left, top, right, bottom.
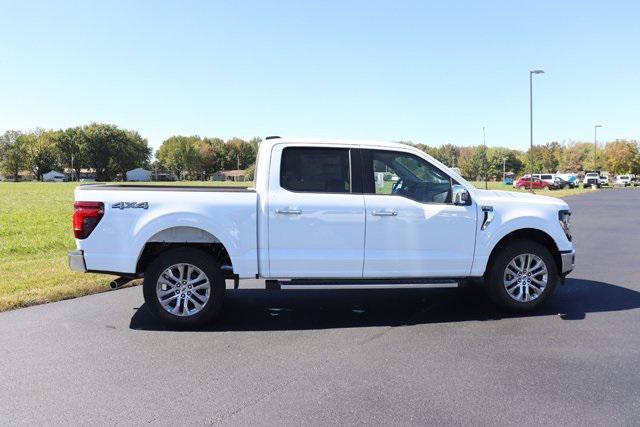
558, 142, 591, 172
203, 137, 226, 174
458, 146, 488, 180
604, 140, 639, 174
538, 141, 562, 172
156, 135, 202, 180
520, 146, 547, 175
56, 126, 88, 180
248, 137, 261, 154
487, 147, 523, 180
224, 138, 256, 170
244, 163, 256, 181
83, 123, 150, 181
108, 129, 151, 179
415, 143, 439, 161
22, 129, 62, 180
0, 130, 25, 180
436, 143, 459, 168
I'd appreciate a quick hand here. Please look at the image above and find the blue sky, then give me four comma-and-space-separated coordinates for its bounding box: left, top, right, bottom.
1, 0, 638, 152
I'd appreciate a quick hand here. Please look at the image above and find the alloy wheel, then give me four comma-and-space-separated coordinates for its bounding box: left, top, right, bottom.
503, 253, 548, 302
156, 263, 211, 316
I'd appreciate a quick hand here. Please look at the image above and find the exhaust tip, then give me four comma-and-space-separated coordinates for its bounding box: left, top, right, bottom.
110, 277, 132, 290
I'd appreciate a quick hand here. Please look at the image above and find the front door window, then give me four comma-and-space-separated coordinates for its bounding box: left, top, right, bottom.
370, 150, 452, 204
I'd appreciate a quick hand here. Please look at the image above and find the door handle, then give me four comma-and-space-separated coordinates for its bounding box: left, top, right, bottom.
276, 208, 302, 215
372, 210, 398, 216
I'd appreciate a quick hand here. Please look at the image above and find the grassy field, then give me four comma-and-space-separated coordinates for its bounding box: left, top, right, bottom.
0, 179, 602, 312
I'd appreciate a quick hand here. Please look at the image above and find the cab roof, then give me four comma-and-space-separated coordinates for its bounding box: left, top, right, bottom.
261, 136, 413, 151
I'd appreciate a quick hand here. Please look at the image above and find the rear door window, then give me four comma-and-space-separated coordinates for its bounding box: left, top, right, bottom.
280, 147, 352, 193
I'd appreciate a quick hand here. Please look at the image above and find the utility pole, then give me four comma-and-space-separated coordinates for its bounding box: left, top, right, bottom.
594, 125, 603, 170
529, 69, 545, 191
503, 157, 506, 183
482, 127, 487, 189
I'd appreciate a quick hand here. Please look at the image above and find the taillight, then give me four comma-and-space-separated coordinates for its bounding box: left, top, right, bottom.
73, 202, 104, 239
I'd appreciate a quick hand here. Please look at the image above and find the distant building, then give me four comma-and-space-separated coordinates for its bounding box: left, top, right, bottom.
43, 171, 67, 182
63, 168, 97, 180
153, 171, 177, 181
126, 168, 152, 182
211, 171, 225, 181
213, 169, 246, 182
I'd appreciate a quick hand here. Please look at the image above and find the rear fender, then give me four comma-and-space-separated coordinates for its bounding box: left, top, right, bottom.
132, 211, 251, 276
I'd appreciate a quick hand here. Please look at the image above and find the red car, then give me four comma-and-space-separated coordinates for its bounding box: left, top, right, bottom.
513, 177, 550, 190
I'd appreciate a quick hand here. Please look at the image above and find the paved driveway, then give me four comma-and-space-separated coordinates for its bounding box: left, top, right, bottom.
1, 189, 639, 425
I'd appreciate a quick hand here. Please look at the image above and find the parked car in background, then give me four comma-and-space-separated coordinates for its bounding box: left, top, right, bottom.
531, 174, 556, 186
583, 172, 600, 188
556, 173, 579, 188
599, 175, 610, 186
552, 177, 571, 190
513, 177, 550, 190
614, 175, 632, 186
43, 171, 68, 182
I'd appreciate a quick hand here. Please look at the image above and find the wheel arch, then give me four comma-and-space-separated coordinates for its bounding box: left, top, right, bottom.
486, 228, 562, 276
135, 226, 234, 277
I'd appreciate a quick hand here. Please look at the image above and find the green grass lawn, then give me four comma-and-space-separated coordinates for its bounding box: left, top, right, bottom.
0, 179, 603, 312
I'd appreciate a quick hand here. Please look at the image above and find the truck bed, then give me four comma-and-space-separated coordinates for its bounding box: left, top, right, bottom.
74, 184, 258, 277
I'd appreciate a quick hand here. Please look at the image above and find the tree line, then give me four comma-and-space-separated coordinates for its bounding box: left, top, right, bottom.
154, 137, 638, 180
1, 123, 638, 182
413, 139, 640, 179
0, 124, 261, 181
0, 123, 150, 181
155, 136, 261, 180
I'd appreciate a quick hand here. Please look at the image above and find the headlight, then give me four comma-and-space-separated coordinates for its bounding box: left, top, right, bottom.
559, 209, 571, 241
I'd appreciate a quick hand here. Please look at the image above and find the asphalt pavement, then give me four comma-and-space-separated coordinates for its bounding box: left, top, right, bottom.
1, 188, 639, 425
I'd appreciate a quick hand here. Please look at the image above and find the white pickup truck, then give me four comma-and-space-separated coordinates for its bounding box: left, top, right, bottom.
69, 137, 575, 327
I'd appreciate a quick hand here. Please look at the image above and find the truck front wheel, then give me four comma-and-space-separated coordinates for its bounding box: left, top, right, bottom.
143, 248, 225, 328
485, 240, 558, 311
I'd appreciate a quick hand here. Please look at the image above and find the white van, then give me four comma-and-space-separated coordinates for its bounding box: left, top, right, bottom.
531, 174, 556, 186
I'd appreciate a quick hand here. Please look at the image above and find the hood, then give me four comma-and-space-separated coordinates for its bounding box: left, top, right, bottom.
472, 189, 569, 209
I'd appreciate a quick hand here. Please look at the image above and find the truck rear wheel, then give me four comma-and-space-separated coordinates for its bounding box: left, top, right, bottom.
485, 240, 558, 311
143, 247, 225, 328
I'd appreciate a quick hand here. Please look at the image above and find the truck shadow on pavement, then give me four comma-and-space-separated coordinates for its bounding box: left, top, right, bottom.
129, 278, 640, 331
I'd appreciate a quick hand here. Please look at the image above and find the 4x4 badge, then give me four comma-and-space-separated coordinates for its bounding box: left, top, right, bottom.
112, 202, 149, 210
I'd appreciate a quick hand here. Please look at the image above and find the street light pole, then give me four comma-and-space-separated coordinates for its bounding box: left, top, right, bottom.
529, 69, 545, 191
483, 126, 487, 189
503, 157, 506, 182
594, 125, 603, 170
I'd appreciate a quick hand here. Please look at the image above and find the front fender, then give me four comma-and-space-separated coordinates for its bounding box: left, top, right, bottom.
471, 213, 571, 276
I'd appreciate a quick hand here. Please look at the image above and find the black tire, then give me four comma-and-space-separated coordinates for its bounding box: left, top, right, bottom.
484, 240, 558, 311
143, 247, 225, 328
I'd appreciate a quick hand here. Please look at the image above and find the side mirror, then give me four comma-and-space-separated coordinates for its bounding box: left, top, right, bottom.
452, 184, 471, 206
